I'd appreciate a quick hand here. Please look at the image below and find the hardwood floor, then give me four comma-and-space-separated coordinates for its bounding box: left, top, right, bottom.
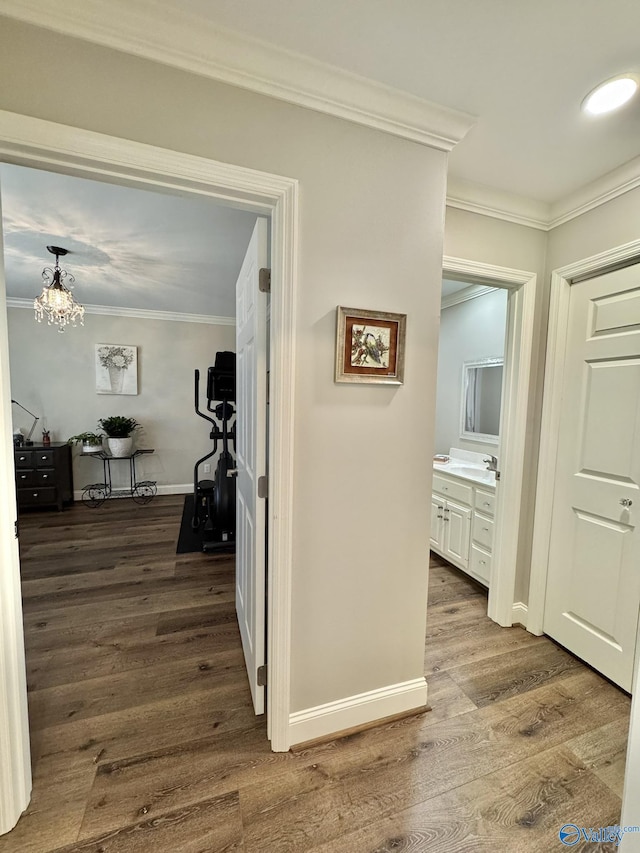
0, 500, 630, 852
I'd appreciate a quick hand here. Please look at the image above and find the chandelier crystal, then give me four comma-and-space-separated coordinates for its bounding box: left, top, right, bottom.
34, 246, 85, 333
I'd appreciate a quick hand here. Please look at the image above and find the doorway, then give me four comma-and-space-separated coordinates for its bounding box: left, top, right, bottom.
440, 256, 537, 628
0, 112, 298, 834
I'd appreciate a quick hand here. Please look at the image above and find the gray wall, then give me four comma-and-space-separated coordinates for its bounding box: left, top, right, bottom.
7, 308, 235, 492
435, 289, 508, 456
0, 16, 448, 715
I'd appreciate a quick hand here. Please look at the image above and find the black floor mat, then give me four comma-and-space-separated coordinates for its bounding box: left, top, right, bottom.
176, 494, 235, 555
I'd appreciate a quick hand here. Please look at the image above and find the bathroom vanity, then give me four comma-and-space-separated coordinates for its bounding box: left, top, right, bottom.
430, 449, 496, 586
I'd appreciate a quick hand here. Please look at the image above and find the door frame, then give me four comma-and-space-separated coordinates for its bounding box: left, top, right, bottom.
442, 256, 537, 627
0, 108, 298, 830
528, 238, 640, 634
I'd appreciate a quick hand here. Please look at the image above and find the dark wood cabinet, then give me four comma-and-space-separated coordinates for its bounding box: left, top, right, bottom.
14, 442, 74, 511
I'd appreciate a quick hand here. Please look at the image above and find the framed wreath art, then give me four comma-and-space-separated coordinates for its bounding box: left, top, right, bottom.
335, 306, 406, 385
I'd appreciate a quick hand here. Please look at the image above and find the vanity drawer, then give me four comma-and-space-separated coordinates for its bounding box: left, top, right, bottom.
432, 474, 472, 506
470, 544, 492, 585
472, 513, 494, 551
474, 488, 496, 517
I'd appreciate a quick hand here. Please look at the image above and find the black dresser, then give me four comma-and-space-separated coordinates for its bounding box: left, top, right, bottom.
14, 442, 74, 511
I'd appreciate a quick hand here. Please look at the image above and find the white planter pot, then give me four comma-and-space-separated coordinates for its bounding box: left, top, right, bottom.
82, 442, 103, 454
107, 437, 133, 457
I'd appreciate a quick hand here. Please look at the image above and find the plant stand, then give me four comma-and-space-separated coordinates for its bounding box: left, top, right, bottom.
81, 448, 157, 507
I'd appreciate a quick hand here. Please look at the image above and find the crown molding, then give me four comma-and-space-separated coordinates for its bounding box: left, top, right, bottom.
446, 177, 551, 231
441, 284, 496, 310
447, 155, 640, 232
6, 298, 235, 326
548, 153, 640, 228
0, 0, 475, 152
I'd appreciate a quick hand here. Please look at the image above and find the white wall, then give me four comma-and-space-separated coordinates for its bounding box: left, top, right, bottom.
435, 289, 508, 456
0, 17, 447, 717
7, 308, 235, 493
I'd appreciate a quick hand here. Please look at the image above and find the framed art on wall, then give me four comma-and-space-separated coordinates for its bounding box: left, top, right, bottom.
335, 306, 406, 385
95, 344, 138, 395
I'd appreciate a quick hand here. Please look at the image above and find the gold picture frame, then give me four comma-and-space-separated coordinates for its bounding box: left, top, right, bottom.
335, 306, 406, 385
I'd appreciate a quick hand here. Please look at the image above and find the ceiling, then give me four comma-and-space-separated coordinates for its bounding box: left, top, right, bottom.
167, 0, 640, 205
0, 164, 258, 316
2, 2, 638, 307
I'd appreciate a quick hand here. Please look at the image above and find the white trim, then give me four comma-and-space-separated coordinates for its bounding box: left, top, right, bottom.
549, 154, 640, 229
0, 0, 474, 153
288, 678, 428, 747
621, 602, 640, 849
441, 284, 496, 310
447, 157, 640, 232
511, 602, 528, 628
0, 181, 31, 833
442, 256, 537, 628
0, 107, 297, 785
6, 298, 235, 326
446, 178, 551, 231
527, 238, 640, 636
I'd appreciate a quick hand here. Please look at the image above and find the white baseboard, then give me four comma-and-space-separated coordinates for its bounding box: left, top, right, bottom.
72, 483, 192, 501
288, 677, 428, 747
512, 601, 528, 628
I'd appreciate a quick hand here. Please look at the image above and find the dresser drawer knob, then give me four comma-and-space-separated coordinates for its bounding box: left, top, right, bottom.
20, 474, 27, 480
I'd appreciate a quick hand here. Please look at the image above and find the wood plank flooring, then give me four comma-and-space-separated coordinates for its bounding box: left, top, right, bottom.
0, 500, 630, 852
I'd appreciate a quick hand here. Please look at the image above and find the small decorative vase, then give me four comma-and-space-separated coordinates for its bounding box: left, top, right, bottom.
108, 366, 125, 394
107, 437, 133, 457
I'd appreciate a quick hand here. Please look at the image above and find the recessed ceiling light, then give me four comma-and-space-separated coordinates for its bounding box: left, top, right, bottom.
582, 74, 638, 115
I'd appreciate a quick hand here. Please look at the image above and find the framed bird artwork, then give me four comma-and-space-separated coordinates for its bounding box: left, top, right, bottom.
335, 306, 406, 384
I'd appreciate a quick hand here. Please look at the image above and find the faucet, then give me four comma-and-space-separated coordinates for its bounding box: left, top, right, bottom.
484, 455, 498, 472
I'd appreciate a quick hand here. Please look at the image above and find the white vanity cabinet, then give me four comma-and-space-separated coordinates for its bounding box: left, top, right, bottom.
430, 471, 496, 587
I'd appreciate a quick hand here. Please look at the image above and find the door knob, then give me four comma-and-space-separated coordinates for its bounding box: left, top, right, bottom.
620, 498, 633, 507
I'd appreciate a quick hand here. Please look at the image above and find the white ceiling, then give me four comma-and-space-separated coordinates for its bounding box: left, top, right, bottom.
171, 0, 640, 205
2, 2, 638, 307
0, 164, 258, 316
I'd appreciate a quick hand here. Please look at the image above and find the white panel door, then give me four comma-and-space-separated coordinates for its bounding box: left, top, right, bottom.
444, 501, 471, 567
544, 264, 640, 691
235, 218, 268, 715
430, 494, 445, 550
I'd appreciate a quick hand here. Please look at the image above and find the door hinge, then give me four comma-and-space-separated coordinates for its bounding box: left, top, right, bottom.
257, 664, 268, 686
14, 519, 18, 539
258, 475, 268, 499
259, 268, 271, 293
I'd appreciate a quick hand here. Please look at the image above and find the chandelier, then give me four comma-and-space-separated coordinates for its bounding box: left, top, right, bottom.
34, 246, 85, 333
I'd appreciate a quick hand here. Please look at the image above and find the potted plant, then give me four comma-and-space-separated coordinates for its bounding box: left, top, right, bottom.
68, 431, 105, 454
97, 416, 140, 457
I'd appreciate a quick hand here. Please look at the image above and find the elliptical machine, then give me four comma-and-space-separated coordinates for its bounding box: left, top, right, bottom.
192, 351, 236, 553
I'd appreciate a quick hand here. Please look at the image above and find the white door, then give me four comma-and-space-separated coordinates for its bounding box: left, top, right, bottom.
543, 264, 640, 691
430, 495, 445, 550
0, 178, 32, 832
235, 218, 268, 714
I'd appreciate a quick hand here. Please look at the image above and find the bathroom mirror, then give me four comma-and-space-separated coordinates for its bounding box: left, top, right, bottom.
460, 358, 503, 444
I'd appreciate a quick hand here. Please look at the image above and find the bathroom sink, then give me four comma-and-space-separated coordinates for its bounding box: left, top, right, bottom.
443, 464, 496, 484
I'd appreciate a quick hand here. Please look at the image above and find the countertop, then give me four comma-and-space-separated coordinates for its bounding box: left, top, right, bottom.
433, 460, 496, 488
